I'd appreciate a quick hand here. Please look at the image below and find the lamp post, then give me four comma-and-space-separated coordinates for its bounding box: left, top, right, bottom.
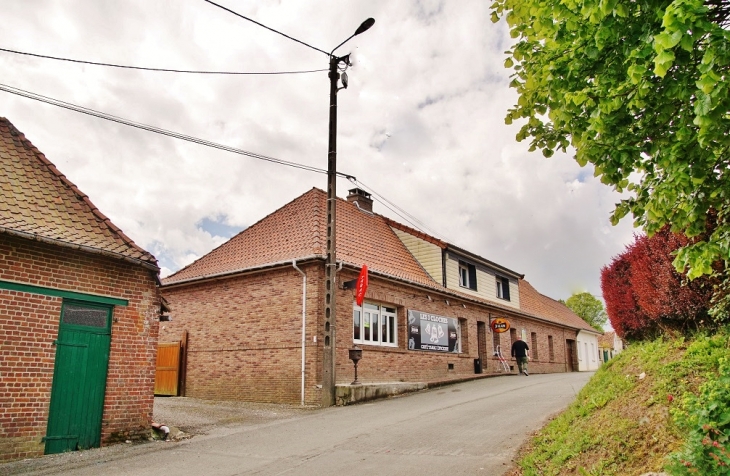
201, 2, 374, 407
321, 18, 374, 407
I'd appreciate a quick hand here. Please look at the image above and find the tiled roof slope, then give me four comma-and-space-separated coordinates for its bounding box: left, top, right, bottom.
599, 331, 616, 348
164, 188, 437, 287
519, 279, 598, 332
162, 188, 598, 332
0, 117, 157, 266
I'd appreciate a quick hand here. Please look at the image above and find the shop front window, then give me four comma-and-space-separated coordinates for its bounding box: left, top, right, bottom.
353, 301, 397, 347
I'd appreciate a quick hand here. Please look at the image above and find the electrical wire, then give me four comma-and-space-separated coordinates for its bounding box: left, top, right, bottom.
0, 83, 358, 179
348, 177, 451, 243
1, 83, 445, 246
1, 79, 445, 242
0, 47, 327, 75
203, 0, 330, 57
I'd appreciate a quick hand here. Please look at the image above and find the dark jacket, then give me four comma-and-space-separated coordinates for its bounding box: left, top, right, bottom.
511, 339, 529, 358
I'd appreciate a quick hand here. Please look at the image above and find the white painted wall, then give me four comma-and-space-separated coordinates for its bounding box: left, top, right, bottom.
576, 330, 601, 371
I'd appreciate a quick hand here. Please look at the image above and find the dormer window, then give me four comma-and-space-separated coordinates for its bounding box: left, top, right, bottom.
459, 261, 477, 291
496, 276, 511, 300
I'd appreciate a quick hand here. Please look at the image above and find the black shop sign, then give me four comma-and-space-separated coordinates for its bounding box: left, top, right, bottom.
407, 310, 459, 353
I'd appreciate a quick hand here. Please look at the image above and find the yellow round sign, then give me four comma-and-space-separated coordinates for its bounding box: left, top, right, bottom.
490, 318, 510, 333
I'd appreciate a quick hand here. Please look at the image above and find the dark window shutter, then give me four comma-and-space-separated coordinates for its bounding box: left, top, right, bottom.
502, 278, 510, 300
468, 265, 477, 290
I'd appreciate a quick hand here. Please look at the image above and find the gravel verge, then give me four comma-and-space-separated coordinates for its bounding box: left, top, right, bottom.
0, 397, 318, 475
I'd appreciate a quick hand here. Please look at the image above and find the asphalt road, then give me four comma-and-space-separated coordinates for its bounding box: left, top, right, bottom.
4, 372, 593, 476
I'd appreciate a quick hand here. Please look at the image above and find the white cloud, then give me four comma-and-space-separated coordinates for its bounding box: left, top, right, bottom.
0, 0, 634, 301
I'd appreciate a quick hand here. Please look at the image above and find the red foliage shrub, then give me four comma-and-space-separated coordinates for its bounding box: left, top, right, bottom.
601, 227, 713, 340
601, 249, 652, 339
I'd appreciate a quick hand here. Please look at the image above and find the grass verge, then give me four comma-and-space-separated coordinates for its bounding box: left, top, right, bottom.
510, 327, 730, 475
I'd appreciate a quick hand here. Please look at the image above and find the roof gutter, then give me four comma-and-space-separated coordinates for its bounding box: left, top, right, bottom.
0, 227, 160, 274
446, 244, 524, 280
162, 255, 585, 333
161, 255, 322, 289
334, 261, 584, 332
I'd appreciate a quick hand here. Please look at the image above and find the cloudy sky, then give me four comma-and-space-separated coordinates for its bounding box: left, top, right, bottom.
0, 0, 636, 310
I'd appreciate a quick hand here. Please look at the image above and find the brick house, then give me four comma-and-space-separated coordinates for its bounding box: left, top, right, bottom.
518, 280, 602, 371
160, 187, 597, 405
0, 118, 163, 461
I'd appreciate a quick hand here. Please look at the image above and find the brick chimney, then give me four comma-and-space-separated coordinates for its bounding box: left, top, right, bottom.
346, 188, 373, 213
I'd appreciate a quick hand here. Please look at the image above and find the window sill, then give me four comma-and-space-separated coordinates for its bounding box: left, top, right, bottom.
353, 341, 398, 349
459, 285, 478, 292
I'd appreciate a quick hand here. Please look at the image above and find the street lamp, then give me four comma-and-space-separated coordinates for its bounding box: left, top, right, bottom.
202, 3, 374, 408
321, 18, 374, 407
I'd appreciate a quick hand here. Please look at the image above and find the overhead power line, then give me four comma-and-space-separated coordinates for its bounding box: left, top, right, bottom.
203, 0, 330, 57
0, 83, 356, 178
0, 82, 443, 246
0, 47, 326, 75
349, 177, 452, 243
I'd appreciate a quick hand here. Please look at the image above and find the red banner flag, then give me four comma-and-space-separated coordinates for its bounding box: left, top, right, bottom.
355, 265, 368, 306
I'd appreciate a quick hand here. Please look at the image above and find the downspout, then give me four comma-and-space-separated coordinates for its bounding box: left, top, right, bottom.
292, 260, 306, 406
563, 327, 567, 373
441, 249, 447, 287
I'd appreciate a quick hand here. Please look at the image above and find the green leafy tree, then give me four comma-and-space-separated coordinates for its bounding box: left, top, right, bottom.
564, 292, 608, 331
490, 0, 730, 281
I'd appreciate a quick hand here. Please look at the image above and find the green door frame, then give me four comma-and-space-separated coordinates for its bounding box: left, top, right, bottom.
44, 299, 113, 454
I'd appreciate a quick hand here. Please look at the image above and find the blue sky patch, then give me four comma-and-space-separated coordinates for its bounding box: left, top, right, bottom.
197, 216, 245, 238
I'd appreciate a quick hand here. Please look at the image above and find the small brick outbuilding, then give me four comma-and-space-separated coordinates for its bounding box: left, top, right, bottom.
160, 187, 598, 406
0, 118, 163, 461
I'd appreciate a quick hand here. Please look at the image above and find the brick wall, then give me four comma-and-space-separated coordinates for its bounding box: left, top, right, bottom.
161, 263, 322, 405
0, 234, 160, 461
161, 261, 579, 406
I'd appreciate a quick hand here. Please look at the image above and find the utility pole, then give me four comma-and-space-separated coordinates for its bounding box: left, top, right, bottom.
321, 18, 375, 407
321, 53, 340, 407
201, 2, 374, 408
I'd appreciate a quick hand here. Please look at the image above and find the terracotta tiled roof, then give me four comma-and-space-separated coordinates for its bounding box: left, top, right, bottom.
385, 217, 523, 279
0, 117, 157, 267
598, 331, 616, 348
384, 217, 447, 249
518, 279, 598, 332
162, 188, 597, 332
164, 188, 437, 287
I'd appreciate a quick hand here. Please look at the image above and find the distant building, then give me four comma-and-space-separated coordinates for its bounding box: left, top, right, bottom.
517, 280, 602, 371
0, 118, 163, 461
598, 331, 624, 363
160, 187, 599, 405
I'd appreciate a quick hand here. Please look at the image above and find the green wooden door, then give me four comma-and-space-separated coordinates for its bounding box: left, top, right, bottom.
45, 301, 112, 454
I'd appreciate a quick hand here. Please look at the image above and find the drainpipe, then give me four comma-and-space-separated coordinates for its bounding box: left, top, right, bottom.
292, 260, 306, 406
563, 328, 567, 373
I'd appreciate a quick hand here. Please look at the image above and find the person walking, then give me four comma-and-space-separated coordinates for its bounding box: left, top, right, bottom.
511, 335, 530, 375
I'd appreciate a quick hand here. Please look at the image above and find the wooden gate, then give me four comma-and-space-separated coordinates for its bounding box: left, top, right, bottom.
155, 342, 181, 396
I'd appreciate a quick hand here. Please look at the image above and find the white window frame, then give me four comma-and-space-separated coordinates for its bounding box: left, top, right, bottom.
458, 260, 477, 290
459, 262, 469, 288
353, 301, 398, 347
496, 276, 511, 300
